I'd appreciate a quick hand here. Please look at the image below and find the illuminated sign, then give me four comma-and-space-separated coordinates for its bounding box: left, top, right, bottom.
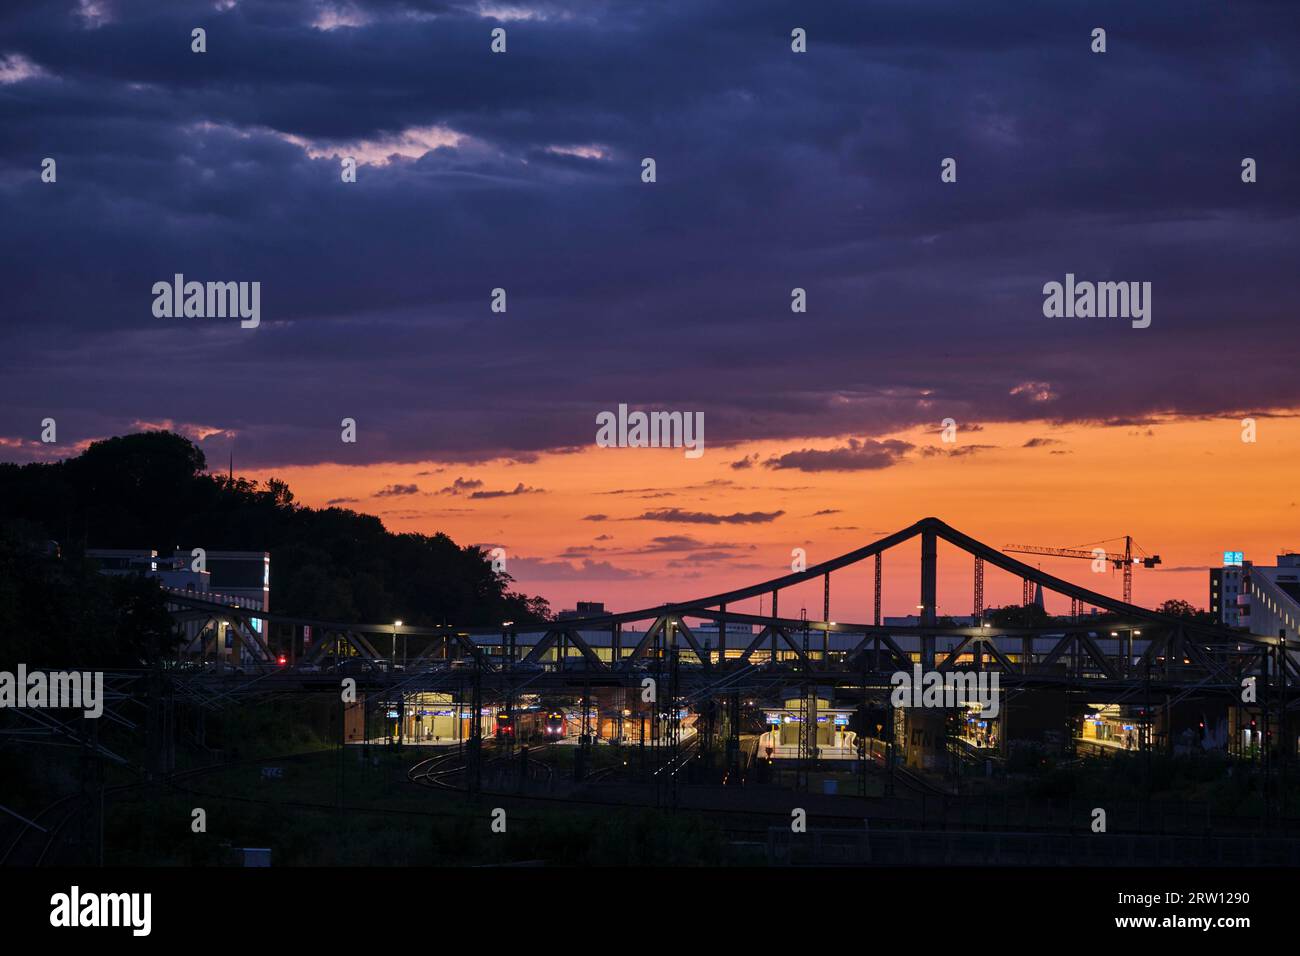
1224, 551, 1244, 567
833, 716, 849, 726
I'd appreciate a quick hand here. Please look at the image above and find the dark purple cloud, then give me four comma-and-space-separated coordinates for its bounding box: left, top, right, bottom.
507, 555, 641, 581
918, 444, 996, 458
637, 508, 785, 525
628, 535, 748, 554
438, 476, 484, 495
765, 438, 913, 472
468, 482, 542, 499
373, 482, 419, 496
0, 0, 1297, 466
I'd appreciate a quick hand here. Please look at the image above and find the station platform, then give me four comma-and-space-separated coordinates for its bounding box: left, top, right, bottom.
756, 731, 858, 761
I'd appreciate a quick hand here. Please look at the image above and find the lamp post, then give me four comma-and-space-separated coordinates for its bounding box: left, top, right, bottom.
393, 620, 403, 745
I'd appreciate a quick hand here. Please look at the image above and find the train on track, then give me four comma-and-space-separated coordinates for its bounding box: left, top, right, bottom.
493, 709, 568, 741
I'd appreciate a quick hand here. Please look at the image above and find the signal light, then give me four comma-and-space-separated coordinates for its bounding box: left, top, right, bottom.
277, 655, 287, 666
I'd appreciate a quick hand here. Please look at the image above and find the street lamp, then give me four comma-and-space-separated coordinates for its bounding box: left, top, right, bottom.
394, 620, 403, 667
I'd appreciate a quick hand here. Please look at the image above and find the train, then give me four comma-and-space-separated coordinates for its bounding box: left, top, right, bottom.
493, 709, 569, 741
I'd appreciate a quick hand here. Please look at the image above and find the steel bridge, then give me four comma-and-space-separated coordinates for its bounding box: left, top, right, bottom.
162, 516, 1292, 697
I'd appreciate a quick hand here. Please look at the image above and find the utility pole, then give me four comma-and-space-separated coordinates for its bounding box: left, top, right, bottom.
468, 661, 483, 799
1279, 633, 1289, 831
874, 554, 882, 627
1263, 642, 1273, 831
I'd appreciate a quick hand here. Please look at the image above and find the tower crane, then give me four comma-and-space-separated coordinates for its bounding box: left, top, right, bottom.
1002, 536, 1160, 605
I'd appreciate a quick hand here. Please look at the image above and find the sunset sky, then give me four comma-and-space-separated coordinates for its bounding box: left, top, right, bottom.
2, 0, 1297, 619
244, 413, 1299, 619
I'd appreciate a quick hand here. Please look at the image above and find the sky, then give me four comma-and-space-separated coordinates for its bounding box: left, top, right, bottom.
1, 0, 1297, 619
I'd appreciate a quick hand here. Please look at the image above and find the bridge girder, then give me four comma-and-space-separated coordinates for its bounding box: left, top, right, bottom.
162, 517, 1272, 682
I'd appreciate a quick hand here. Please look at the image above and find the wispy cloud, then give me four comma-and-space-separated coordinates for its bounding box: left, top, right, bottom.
636, 508, 784, 525
765, 439, 913, 473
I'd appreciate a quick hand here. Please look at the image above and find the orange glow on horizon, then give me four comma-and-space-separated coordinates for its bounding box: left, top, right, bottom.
245, 414, 1300, 622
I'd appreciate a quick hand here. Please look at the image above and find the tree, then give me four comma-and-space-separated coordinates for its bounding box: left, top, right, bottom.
0, 432, 552, 642
1156, 598, 1215, 624
0, 526, 178, 667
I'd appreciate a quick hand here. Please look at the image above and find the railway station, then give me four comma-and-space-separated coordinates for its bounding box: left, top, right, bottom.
138, 518, 1300, 798
10, 514, 1300, 874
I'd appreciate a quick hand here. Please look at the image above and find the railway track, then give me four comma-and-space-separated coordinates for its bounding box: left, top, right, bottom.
651, 734, 701, 780
407, 740, 560, 792
892, 764, 952, 797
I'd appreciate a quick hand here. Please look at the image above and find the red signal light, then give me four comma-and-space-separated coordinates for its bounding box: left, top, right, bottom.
277, 655, 287, 665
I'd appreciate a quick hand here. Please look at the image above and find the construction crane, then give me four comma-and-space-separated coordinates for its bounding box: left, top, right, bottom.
1002, 536, 1160, 605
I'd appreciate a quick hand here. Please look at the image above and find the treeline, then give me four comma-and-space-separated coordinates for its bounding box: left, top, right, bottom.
0, 532, 176, 668
0, 432, 549, 661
